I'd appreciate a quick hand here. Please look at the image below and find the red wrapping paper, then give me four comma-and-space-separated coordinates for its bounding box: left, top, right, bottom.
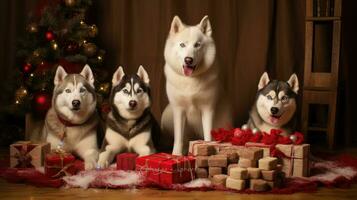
44, 152, 83, 178
136, 153, 195, 187
116, 153, 138, 171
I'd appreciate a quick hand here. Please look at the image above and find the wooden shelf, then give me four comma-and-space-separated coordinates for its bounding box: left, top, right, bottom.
306, 16, 341, 21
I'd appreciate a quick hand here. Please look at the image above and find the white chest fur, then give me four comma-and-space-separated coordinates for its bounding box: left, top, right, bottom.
164, 64, 219, 108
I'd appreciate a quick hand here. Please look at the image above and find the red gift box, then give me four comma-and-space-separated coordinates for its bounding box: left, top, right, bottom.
44, 151, 84, 178
136, 153, 195, 187
116, 153, 138, 171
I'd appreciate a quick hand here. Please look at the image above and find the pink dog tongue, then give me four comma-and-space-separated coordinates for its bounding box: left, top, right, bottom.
270, 116, 279, 124
183, 65, 194, 76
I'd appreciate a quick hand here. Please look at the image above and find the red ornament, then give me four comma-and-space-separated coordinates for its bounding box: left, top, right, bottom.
22, 63, 33, 73
100, 102, 111, 114
45, 31, 55, 41
32, 92, 51, 115
292, 132, 305, 145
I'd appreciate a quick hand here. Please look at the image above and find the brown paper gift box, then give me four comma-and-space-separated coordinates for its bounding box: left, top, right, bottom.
245, 142, 276, 157
281, 157, 309, 177
10, 141, 51, 168
188, 140, 232, 156
276, 144, 310, 177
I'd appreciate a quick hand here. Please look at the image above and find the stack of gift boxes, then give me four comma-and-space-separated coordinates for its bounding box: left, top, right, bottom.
8, 138, 309, 189
189, 140, 291, 191
246, 142, 310, 177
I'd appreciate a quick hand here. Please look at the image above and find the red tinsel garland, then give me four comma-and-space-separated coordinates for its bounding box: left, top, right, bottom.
211, 128, 305, 145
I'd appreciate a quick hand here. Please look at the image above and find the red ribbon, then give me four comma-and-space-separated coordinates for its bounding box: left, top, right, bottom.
211, 128, 305, 146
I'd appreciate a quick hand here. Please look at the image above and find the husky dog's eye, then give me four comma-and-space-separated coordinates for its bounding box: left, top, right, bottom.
266, 95, 273, 100
180, 43, 186, 48
65, 89, 71, 93
281, 95, 289, 103
136, 88, 142, 93
79, 87, 86, 93
194, 42, 201, 48
123, 89, 130, 94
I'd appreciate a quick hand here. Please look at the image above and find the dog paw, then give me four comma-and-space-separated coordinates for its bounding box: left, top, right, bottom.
97, 159, 109, 169
97, 153, 110, 169
84, 160, 97, 170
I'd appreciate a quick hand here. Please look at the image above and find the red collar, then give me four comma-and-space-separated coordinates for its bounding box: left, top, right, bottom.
57, 115, 82, 127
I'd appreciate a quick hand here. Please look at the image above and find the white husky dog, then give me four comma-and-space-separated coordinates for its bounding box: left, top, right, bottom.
161, 16, 232, 155
42, 65, 99, 170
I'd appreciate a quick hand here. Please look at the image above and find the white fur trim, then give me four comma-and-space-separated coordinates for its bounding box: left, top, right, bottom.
183, 178, 212, 188
63, 167, 144, 189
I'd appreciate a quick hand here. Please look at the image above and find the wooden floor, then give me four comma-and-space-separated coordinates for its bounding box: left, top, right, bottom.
0, 179, 357, 200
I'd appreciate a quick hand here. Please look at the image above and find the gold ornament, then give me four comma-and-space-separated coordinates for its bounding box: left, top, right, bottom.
51, 41, 58, 50
15, 87, 28, 99
98, 83, 110, 95
15, 86, 28, 104
88, 25, 98, 37
64, 0, 76, 7
27, 23, 38, 33
83, 43, 97, 57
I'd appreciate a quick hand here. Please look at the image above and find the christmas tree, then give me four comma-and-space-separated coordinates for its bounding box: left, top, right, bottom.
15, 0, 109, 115
1, 0, 110, 145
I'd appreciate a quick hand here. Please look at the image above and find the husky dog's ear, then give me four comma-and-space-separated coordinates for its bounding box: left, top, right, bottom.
54, 65, 67, 86
112, 66, 125, 86
258, 72, 270, 90
137, 65, 150, 85
287, 73, 299, 94
80, 64, 95, 87
170, 16, 184, 34
199, 15, 212, 36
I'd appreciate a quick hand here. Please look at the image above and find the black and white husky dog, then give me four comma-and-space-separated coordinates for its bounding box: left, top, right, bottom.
97, 66, 158, 168
42, 65, 99, 170
245, 72, 299, 136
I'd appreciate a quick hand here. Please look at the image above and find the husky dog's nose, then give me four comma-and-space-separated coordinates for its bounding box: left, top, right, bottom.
72, 100, 81, 108
129, 100, 137, 109
184, 57, 194, 65
271, 107, 279, 115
